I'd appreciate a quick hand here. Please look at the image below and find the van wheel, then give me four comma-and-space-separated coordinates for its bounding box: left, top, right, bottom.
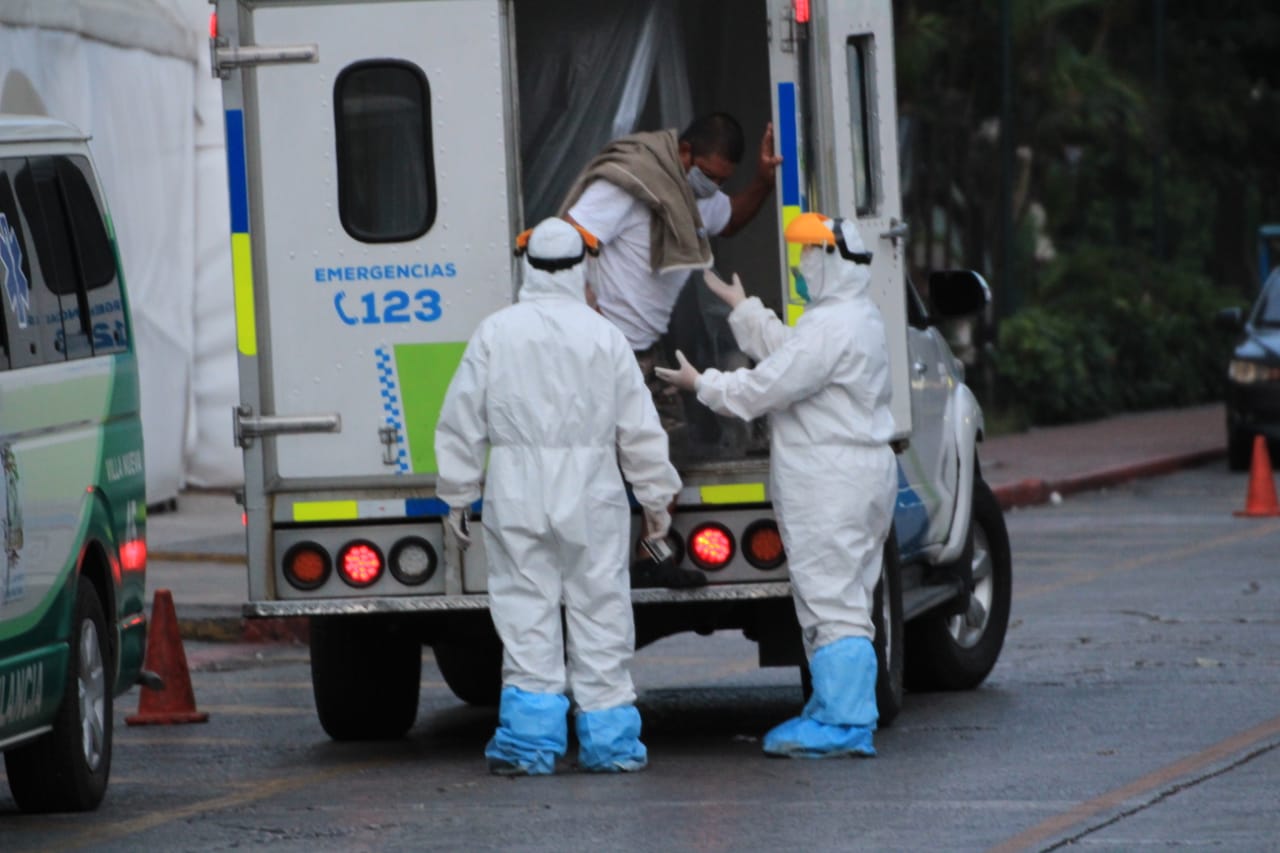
905, 477, 1012, 691
310, 615, 420, 740
432, 635, 503, 707
4, 578, 113, 812
798, 528, 904, 727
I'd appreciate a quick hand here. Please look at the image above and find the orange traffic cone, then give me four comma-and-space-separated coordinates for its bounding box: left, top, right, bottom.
126, 589, 209, 725
1234, 435, 1280, 518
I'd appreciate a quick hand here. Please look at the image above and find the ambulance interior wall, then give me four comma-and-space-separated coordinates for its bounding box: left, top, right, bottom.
514, 0, 781, 460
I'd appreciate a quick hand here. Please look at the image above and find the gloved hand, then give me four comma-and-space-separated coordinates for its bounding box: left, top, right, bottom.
643, 506, 671, 542
444, 506, 472, 553
703, 269, 746, 308
654, 350, 701, 392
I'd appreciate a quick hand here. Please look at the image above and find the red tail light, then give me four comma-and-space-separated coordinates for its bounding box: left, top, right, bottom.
120, 539, 147, 571
688, 524, 734, 570
209, 11, 218, 39
338, 541, 383, 588
794, 0, 811, 24
283, 542, 331, 590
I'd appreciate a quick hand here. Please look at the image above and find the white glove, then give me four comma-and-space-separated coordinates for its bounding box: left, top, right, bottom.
703, 269, 746, 308
643, 506, 671, 542
654, 350, 701, 392
444, 506, 472, 552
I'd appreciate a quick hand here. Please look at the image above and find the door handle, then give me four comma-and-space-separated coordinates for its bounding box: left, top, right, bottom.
880, 218, 909, 244
912, 360, 928, 376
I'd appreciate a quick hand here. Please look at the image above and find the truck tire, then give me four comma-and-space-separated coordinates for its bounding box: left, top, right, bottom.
5, 577, 113, 812
432, 635, 503, 707
873, 528, 905, 727
905, 476, 1012, 691
799, 528, 904, 727
310, 615, 421, 740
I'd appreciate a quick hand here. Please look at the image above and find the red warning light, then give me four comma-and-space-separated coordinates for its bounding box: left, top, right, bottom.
794, 0, 811, 24
339, 541, 383, 587
209, 11, 218, 39
689, 525, 733, 570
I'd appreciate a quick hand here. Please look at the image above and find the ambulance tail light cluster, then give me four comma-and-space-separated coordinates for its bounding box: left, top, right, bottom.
688, 523, 734, 571
281, 536, 439, 591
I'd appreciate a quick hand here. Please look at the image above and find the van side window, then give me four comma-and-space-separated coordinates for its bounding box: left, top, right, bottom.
846, 36, 877, 215
4, 159, 63, 367
11, 157, 126, 361
0, 166, 33, 370
334, 61, 438, 243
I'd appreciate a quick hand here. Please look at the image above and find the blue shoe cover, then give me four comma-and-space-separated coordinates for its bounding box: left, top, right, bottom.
762, 715, 875, 758
576, 705, 648, 772
484, 686, 569, 775
762, 636, 878, 759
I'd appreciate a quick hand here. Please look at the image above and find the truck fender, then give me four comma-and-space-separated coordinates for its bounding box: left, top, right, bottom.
933, 382, 984, 564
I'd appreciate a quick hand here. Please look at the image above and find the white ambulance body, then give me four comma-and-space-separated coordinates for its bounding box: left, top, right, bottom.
213, 0, 1010, 739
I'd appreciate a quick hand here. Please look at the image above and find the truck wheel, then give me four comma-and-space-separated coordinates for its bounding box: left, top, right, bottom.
905, 477, 1012, 691
798, 528, 904, 727
432, 634, 503, 707
5, 577, 113, 812
873, 528, 905, 727
310, 615, 420, 740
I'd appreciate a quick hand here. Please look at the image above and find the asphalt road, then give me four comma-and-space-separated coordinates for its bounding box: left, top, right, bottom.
3, 465, 1278, 852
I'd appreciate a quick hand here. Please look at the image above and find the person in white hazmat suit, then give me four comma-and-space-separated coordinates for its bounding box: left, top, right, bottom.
434, 218, 682, 775
655, 212, 897, 758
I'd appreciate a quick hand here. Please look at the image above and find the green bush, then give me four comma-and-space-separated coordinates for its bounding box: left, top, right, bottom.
993, 246, 1235, 425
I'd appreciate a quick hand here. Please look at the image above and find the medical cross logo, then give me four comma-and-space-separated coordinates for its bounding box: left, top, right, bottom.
0, 212, 31, 328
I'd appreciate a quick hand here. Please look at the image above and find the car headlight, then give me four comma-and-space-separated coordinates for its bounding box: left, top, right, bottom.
1229, 359, 1280, 384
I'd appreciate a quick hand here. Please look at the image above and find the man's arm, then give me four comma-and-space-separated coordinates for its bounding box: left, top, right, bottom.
721, 122, 782, 237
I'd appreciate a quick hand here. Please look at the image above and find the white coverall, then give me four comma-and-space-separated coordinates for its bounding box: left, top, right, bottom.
434, 222, 681, 713
693, 236, 897, 655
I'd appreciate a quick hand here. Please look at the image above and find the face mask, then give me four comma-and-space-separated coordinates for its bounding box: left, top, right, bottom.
687, 165, 720, 200
791, 268, 811, 303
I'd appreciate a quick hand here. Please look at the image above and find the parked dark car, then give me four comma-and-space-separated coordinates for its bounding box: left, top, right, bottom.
1217, 268, 1280, 470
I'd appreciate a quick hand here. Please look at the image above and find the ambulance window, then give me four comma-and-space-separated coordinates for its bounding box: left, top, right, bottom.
16, 158, 93, 360
6, 160, 65, 367
334, 61, 437, 243
0, 166, 32, 370
846, 37, 876, 215
53, 156, 128, 356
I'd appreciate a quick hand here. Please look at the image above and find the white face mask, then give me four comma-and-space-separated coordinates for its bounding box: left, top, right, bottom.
686, 165, 720, 200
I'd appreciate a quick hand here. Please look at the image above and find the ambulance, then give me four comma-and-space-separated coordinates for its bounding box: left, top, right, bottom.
0, 116, 148, 810
211, 0, 1012, 740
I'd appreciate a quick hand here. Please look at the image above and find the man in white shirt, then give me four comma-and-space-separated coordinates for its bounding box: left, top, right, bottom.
564, 113, 781, 358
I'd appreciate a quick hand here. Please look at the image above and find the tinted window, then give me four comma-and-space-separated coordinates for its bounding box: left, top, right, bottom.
4, 159, 63, 366
1255, 269, 1280, 327
846, 36, 876, 215
334, 61, 437, 242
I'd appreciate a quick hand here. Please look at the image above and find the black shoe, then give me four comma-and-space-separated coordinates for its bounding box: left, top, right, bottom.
631, 556, 707, 589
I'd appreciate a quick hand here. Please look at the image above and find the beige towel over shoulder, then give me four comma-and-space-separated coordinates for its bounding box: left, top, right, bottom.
558, 129, 713, 275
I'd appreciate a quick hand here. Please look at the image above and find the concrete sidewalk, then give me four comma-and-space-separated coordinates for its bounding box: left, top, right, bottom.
145, 402, 1229, 639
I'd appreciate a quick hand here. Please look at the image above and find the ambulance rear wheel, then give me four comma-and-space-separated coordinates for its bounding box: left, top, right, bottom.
432, 632, 503, 707
4, 577, 113, 813
310, 615, 420, 740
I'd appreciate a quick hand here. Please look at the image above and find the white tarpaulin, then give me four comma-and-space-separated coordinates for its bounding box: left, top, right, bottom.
0, 0, 241, 500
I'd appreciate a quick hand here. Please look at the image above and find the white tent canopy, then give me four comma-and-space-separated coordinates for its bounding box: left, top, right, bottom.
0, 0, 241, 501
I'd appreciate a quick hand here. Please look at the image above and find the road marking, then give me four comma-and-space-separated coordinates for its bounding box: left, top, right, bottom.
1014, 521, 1280, 600
32, 761, 385, 853
987, 713, 1280, 853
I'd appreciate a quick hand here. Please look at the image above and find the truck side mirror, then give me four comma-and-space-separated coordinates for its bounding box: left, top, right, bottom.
1214, 307, 1244, 332
928, 270, 991, 319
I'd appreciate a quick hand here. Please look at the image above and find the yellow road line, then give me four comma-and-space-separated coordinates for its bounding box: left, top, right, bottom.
988, 713, 1280, 853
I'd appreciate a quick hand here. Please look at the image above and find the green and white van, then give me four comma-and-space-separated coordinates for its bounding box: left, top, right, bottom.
0, 115, 147, 813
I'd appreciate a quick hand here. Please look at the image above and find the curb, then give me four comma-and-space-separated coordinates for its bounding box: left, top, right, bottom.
992, 448, 1226, 510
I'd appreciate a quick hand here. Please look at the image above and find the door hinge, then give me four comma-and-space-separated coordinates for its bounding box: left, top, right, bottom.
210, 38, 318, 79
233, 405, 340, 449
378, 425, 402, 467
